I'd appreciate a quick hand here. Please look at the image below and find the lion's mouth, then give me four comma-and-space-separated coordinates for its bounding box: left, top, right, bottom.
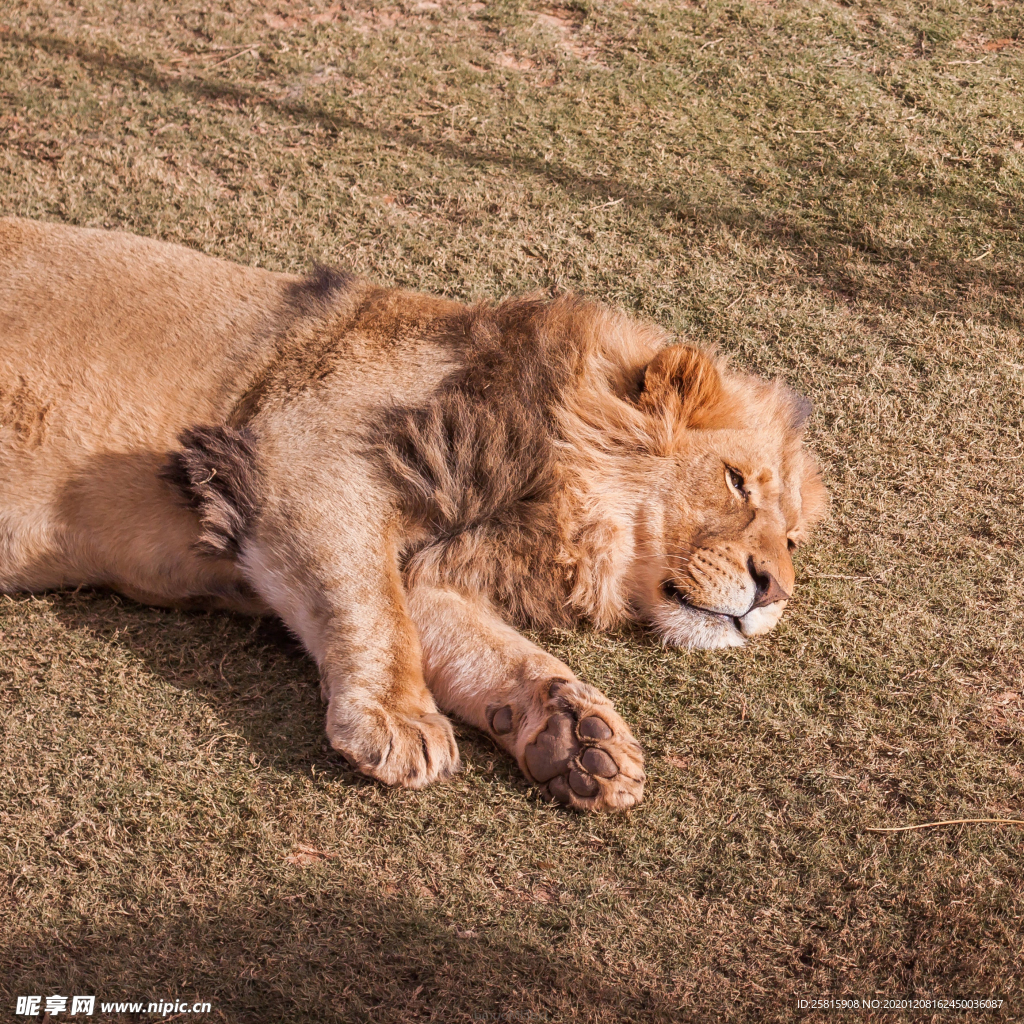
661, 578, 742, 632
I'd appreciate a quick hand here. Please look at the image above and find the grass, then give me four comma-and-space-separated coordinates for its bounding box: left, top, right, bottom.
1, 0, 1022, 1020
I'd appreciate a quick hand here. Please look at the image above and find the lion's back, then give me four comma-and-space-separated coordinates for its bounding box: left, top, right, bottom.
0, 218, 464, 597
0, 217, 302, 455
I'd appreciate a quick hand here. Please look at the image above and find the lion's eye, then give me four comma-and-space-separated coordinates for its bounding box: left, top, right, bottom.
725, 466, 746, 498
787, 537, 798, 552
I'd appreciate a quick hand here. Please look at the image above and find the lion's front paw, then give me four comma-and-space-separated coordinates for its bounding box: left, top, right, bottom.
490, 679, 645, 812
326, 698, 460, 789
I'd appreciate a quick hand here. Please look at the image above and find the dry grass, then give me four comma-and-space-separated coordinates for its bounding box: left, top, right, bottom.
1, 0, 1023, 1020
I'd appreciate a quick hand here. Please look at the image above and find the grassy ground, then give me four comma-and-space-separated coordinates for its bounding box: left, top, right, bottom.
1, 0, 1022, 1020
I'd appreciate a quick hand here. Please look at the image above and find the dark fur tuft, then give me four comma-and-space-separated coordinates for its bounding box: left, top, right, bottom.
161, 425, 264, 555
376, 392, 557, 537
371, 300, 574, 539
369, 298, 595, 626
286, 264, 358, 317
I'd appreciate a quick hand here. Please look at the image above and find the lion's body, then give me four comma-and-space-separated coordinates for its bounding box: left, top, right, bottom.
0, 217, 826, 811
0, 217, 448, 607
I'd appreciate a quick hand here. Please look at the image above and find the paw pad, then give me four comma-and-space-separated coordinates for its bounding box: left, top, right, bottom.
580, 747, 618, 778
578, 716, 612, 740
522, 698, 642, 811
490, 705, 514, 735
524, 712, 577, 782
568, 767, 599, 797
548, 775, 573, 803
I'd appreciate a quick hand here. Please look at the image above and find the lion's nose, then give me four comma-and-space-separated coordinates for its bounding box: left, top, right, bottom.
748, 557, 790, 609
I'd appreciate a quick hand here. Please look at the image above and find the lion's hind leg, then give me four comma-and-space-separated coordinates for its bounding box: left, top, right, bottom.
408, 585, 645, 812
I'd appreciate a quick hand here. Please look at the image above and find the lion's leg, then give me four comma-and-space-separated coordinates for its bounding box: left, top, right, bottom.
0, 448, 265, 614
407, 584, 645, 812
240, 520, 459, 789
161, 425, 458, 789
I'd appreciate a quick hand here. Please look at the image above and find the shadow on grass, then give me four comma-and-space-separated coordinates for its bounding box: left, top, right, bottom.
1, 889, 674, 1023
46, 590, 514, 786
7, 29, 1023, 330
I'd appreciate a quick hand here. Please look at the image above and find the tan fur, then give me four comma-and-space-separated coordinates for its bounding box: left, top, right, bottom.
0, 217, 827, 811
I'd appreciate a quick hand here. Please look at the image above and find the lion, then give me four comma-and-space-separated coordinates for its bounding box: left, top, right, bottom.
0, 217, 827, 812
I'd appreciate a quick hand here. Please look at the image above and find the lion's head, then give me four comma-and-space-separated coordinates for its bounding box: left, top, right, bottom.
617, 343, 828, 649
378, 295, 826, 650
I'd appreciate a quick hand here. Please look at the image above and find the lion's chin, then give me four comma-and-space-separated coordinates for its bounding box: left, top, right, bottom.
737, 601, 787, 638
647, 601, 746, 650
647, 598, 790, 648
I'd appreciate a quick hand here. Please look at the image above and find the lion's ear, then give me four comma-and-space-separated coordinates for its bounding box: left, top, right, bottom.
791, 454, 829, 543
638, 345, 725, 428
786, 388, 813, 432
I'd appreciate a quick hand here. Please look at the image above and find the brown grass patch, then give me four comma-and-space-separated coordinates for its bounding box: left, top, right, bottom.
1, 0, 1023, 1020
